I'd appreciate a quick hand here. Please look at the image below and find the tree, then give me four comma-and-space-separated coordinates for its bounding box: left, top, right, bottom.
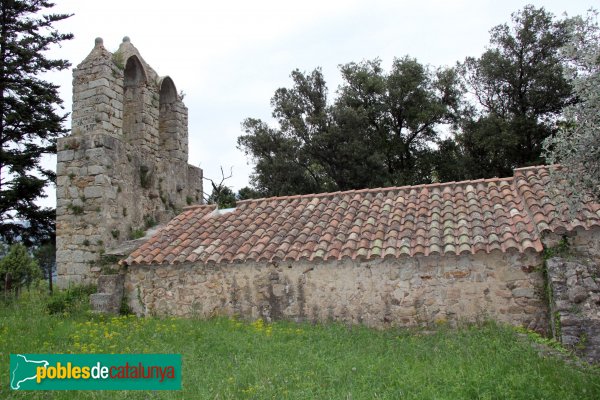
237, 186, 264, 201
239, 69, 337, 196
204, 167, 237, 209
0, 1, 73, 245
207, 186, 236, 209
238, 59, 460, 196
0, 243, 40, 297
457, 5, 574, 179
543, 11, 600, 202
33, 241, 55, 292
335, 57, 461, 187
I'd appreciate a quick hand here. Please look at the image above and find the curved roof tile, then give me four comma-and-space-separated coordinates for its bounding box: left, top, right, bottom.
125, 165, 600, 266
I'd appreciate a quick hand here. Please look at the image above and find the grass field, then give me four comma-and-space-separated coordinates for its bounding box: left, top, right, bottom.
1, 287, 599, 399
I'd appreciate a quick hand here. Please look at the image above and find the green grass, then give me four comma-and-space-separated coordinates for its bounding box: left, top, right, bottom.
1, 288, 599, 399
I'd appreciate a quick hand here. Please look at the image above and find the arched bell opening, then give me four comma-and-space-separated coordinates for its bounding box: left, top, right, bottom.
158, 76, 180, 155
122, 55, 147, 141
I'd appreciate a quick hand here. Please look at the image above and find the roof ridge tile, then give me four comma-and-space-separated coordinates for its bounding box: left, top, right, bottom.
124, 165, 599, 266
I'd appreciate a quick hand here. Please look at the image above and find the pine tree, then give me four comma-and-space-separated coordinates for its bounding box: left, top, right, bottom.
0, 1, 72, 245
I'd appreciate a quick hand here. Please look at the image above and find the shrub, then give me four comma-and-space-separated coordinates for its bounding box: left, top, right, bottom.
46, 284, 96, 315
139, 165, 151, 189
144, 215, 157, 229
130, 228, 145, 240
0, 243, 41, 297
119, 295, 133, 315
68, 204, 84, 215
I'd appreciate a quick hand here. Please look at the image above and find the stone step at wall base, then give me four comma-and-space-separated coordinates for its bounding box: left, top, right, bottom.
90, 293, 120, 314
97, 274, 124, 296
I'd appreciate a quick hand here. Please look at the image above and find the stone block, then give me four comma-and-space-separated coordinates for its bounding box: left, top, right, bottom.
568, 287, 588, 303
74, 88, 97, 101
110, 99, 123, 111
498, 266, 526, 282
97, 274, 124, 296
447, 287, 461, 300
110, 117, 123, 127
88, 165, 104, 175
90, 293, 120, 314
86, 147, 106, 159
94, 174, 109, 184
89, 78, 109, 89
156, 268, 168, 278
68, 187, 79, 198
444, 269, 470, 279
71, 235, 88, 245
84, 185, 104, 199
66, 262, 89, 276
567, 275, 578, 287
95, 85, 117, 100
106, 187, 117, 200
58, 150, 74, 162
100, 121, 113, 131
512, 288, 535, 298
56, 250, 72, 263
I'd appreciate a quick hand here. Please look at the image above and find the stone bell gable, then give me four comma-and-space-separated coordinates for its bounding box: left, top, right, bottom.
56, 37, 203, 286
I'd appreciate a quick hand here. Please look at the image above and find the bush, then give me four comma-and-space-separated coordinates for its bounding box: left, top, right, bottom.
0, 243, 41, 297
46, 284, 96, 315
130, 228, 145, 240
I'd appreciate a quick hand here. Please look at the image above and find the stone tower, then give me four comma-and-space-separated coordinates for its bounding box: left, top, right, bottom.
56, 37, 203, 286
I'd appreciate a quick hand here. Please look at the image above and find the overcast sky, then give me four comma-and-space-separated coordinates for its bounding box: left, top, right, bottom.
40, 0, 595, 208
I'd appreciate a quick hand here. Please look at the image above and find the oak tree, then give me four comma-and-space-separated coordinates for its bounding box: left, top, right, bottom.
456, 5, 573, 178
238, 59, 460, 196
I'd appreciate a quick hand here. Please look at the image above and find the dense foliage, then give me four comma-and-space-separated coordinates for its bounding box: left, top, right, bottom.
0, 0, 72, 245
238, 59, 460, 196
454, 5, 574, 179
239, 5, 593, 197
543, 12, 600, 203
0, 243, 40, 296
207, 185, 237, 209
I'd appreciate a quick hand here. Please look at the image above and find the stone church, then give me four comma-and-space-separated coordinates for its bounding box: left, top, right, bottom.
56, 39, 600, 362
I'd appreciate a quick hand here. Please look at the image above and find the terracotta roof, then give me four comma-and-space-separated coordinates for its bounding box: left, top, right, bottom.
125, 165, 600, 266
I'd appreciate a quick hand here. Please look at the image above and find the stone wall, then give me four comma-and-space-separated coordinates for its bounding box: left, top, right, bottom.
125, 250, 547, 331
56, 37, 202, 286
545, 228, 600, 362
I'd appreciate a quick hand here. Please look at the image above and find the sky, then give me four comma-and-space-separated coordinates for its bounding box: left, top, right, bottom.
39, 0, 595, 208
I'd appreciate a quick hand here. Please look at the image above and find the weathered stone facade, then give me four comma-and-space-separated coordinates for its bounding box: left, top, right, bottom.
545, 228, 600, 362
56, 38, 202, 286
125, 249, 548, 332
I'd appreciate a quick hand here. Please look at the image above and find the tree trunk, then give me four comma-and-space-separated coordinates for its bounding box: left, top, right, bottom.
48, 265, 53, 293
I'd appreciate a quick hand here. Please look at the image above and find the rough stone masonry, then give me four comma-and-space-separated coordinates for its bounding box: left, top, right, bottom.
56, 37, 202, 286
